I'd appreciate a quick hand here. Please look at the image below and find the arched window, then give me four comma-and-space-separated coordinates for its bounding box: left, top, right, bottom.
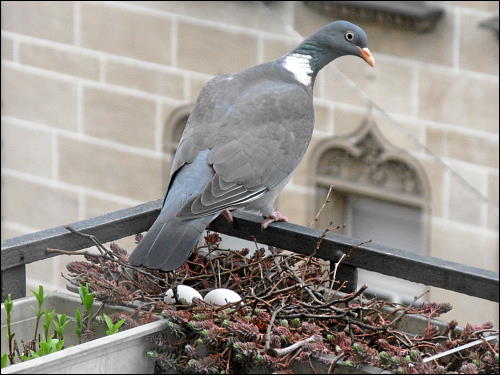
163, 104, 196, 154
312, 114, 430, 304
161, 104, 195, 190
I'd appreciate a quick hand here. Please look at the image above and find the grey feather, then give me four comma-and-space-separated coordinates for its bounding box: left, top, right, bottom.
128, 150, 217, 271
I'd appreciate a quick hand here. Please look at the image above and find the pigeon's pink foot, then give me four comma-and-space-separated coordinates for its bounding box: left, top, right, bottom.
222, 209, 234, 224
261, 210, 289, 229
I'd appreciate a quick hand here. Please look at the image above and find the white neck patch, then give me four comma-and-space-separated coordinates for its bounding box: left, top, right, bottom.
282, 53, 313, 86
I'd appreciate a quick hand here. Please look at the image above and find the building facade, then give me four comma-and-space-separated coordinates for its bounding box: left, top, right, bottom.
1, 1, 498, 326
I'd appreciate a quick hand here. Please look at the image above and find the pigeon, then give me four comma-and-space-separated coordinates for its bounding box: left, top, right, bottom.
129, 20, 375, 271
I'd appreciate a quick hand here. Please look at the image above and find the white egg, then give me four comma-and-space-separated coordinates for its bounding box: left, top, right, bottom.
204, 288, 242, 306
164, 285, 202, 304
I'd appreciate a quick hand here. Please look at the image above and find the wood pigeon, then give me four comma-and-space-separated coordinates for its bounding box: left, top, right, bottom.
129, 20, 375, 271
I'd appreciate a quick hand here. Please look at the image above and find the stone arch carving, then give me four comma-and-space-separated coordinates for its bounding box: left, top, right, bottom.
162, 103, 196, 154
311, 112, 430, 207
161, 103, 195, 190
309, 111, 431, 251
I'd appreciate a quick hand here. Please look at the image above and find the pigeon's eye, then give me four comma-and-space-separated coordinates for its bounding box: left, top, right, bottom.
344, 31, 355, 42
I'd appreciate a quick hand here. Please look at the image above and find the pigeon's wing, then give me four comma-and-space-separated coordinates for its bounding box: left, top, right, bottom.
174, 72, 314, 219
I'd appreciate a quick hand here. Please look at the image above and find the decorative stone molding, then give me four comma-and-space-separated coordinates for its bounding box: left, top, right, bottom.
312, 112, 429, 207
162, 103, 195, 154
480, 15, 499, 38
303, 1, 444, 33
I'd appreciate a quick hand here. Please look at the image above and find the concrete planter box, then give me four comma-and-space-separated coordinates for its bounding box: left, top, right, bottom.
1, 292, 169, 374
1, 291, 467, 374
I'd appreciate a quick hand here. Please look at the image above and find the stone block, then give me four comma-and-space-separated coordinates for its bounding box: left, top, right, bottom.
323, 58, 414, 116
1, 1, 73, 43
1, 36, 13, 60
448, 169, 485, 225
127, 1, 292, 34
26, 257, 62, 290
81, 3, 171, 64
447, 132, 499, 168
419, 159, 445, 218
489, 173, 499, 205
189, 76, 212, 102
83, 87, 156, 149
429, 287, 498, 329
294, 2, 455, 66
371, 110, 422, 152
58, 137, 163, 201
1, 175, 79, 230
418, 68, 499, 134
263, 37, 296, 62
430, 220, 498, 270
106, 61, 184, 99
177, 21, 257, 75
1, 122, 53, 178
425, 127, 447, 157
451, 1, 499, 11
293, 2, 333, 40
84, 194, 130, 220
459, 13, 499, 75
333, 107, 367, 136
448, 179, 482, 226
0, 224, 25, 241
313, 101, 331, 132
1, 66, 77, 130
276, 189, 312, 227
488, 172, 499, 230
19, 42, 100, 80
292, 134, 328, 187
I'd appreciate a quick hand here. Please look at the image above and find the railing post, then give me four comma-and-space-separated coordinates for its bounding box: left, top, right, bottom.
1, 265, 26, 302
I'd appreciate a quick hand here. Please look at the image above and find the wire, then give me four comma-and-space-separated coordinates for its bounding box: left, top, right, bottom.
280, 16, 499, 212
333, 66, 499, 211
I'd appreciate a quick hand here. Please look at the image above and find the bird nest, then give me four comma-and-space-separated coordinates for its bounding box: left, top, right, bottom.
62, 230, 499, 374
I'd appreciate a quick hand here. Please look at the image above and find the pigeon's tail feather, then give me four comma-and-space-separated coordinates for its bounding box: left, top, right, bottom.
128, 149, 216, 271
128, 214, 214, 271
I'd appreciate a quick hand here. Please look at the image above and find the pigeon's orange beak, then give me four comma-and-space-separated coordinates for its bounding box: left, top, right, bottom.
359, 47, 375, 67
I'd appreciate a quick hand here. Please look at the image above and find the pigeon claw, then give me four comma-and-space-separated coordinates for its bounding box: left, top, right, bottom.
261, 210, 289, 229
222, 209, 234, 224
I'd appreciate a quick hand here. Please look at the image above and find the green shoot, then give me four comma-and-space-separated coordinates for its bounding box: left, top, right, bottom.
3, 294, 15, 365
75, 308, 83, 344
102, 314, 126, 335
78, 283, 94, 318
30, 285, 48, 343
1, 353, 8, 368
42, 309, 55, 341
53, 314, 70, 341
20, 338, 64, 361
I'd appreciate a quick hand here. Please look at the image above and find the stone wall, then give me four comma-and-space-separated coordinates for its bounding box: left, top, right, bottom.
1, 1, 498, 326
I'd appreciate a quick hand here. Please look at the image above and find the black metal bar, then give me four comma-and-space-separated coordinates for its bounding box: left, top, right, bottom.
1, 200, 162, 271
209, 212, 499, 302
1, 265, 26, 301
2, 200, 499, 302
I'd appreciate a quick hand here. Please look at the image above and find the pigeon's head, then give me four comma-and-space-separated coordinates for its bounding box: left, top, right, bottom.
310, 20, 375, 67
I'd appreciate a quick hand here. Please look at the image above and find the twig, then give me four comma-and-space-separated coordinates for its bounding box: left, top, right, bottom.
47, 248, 164, 281
327, 253, 346, 299
272, 335, 321, 356
419, 335, 498, 364
327, 353, 344, 374
265, 303, 285, 353
387, 289, 430, 328
309, 185, 335, 227
64, 225, 116, 258
277, 312, 345, 320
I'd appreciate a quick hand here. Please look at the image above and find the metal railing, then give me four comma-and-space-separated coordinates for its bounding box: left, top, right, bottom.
1, 199, 499, 303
